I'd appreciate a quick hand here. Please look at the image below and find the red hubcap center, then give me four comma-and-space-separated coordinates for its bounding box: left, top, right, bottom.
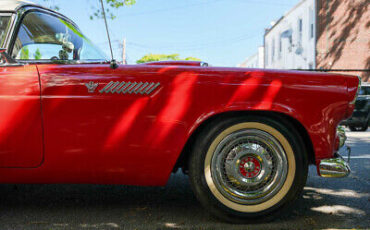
239, 156, 261, 178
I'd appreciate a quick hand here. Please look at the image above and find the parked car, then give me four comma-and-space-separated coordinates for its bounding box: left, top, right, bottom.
341, 83, 370, 131
0, 0, 361, 223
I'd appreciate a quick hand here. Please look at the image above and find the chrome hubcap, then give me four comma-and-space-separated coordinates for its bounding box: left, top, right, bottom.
210, 129, 288, 205
239, 156, 261, 178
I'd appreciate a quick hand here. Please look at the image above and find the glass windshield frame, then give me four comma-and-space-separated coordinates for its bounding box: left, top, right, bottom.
8, 8, 108, 64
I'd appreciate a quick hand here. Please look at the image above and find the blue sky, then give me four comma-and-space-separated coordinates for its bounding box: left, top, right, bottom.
34, 0, 300, 66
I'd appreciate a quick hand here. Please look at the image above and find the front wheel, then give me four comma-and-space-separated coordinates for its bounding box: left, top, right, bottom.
189, 116, 308, 223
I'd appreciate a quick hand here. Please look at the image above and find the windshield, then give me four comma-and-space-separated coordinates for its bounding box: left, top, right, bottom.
12, 11, 107, 62
0, 15, 11, 48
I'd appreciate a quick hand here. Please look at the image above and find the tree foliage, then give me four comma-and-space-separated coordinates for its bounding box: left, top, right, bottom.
136, 53, 201, 64
34, 48, 42, 60
42, 0, 136, 20
20, 47, 29, 60
91, 0, 136, 20
41, 0, 60, 11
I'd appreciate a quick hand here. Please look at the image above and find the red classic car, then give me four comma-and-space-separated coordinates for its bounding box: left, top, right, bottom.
0, 0, 361, 223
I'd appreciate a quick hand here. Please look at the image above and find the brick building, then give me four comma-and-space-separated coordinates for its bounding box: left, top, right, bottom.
316, 0, 369, 82
242, 0, 369, 82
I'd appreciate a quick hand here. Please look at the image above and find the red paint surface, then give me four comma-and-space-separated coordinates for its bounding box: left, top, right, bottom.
239, 157, 261, 178
0, 63, 359, 185
0, 65, 43, 168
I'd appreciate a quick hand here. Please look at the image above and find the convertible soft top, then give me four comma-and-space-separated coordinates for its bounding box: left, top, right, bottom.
0, 0, 35, 12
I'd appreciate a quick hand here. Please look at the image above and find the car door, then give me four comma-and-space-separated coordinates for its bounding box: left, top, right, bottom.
0, 60, 43, 168
9, 9, 198, 185
36, 63, 161, 183
9, 9, 164, 182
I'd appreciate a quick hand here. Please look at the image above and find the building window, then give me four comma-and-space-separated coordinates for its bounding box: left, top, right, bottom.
279, 36, 282, 59
265, 43, 268, 66
309, 8, 314, 39
298, 18, 303, 44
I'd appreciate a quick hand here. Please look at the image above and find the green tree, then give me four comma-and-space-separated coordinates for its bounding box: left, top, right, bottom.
20, 47, 29, 60
91, 0, 136, 20
184, 57, 202, 61
34, 48, 42, 60
42, 0, 136, 20
136, 53, 201, 64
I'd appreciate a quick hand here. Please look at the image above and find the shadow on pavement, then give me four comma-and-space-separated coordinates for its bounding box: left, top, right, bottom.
0, 131, 368, 230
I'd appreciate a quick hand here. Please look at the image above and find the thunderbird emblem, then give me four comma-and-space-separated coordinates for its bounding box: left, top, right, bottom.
85, 81, 99, 93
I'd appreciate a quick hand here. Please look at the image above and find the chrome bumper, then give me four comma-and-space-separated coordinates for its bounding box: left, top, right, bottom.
319, 126, 351, 178
319, 146, 351, 178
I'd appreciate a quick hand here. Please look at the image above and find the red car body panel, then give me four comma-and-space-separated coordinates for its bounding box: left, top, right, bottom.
0, 65, 44, 168
0, 63, 358, 186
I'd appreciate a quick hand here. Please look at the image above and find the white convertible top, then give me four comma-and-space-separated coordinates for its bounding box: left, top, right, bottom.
0, 0, 36, 12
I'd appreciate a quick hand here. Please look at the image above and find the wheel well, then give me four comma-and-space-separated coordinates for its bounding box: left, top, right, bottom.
174, 111, 315, 173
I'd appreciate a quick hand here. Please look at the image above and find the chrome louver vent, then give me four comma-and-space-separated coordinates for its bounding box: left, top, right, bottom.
99, 81, 161, 95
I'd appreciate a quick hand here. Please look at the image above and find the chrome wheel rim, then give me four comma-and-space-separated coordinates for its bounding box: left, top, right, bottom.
210, 129, 288, 205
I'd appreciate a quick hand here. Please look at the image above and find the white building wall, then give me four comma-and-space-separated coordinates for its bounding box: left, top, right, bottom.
264, 0, 316, 69
239, 46, 264, 68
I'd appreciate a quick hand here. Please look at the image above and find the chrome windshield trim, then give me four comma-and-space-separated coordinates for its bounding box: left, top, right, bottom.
16, 59, 110, 65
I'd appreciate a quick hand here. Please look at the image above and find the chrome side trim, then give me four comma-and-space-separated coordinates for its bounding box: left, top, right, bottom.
145, 82, 161, 94
117, 82, 131, 93
319, 154, 351, 178
136, 82, 149, 94
99, 81, 115, 93
99, 81, 161, 95
124, 82, 137, 94
130, 82, 143, 94
112, 81, 125, 93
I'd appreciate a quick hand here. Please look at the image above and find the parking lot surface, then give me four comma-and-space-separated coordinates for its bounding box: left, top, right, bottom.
0, 130, 369, 230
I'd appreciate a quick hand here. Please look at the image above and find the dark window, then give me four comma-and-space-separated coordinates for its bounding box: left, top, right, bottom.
310, 24, 314, 38
279, 36, 282, 59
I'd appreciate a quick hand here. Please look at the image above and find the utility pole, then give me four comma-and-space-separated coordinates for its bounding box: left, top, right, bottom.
122, 38, 127, 65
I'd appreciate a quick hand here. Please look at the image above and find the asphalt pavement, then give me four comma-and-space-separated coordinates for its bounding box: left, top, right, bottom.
0, 130, 369, 230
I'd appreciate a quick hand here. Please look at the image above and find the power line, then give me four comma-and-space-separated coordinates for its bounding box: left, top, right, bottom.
118, 0, 295, 18
119, 0, 224, 17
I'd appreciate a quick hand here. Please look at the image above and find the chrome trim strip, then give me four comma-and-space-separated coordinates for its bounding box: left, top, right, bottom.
136, 82, 149, 94
130, 82, 143, 94
145, 82, 160, 94
99, 81, 114, 93
112, 81, 125, 93
118, 82, 131, 93
99, 81, 161, 95
109, 81, 121, 93
123, 82, 137, 94
143, 83, 154, 94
